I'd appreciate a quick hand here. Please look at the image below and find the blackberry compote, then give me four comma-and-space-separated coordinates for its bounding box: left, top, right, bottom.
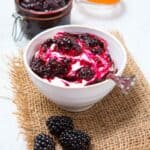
31, 32, 114, 87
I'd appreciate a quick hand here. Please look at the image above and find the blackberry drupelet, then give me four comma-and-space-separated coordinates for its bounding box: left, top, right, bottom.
59, 130, 91, 150
46, 116, 74, 137
34, 133, 55, 150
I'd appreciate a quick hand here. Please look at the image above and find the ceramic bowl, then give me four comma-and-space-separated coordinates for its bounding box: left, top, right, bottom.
24, 25, 127, 112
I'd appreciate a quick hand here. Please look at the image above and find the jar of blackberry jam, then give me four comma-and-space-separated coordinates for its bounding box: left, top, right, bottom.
13, 0, 73, 40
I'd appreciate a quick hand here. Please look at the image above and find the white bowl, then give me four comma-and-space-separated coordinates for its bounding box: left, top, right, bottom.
24, 25, 127, 112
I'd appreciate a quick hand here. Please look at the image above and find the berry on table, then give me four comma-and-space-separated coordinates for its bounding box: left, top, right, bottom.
46, 116, 74, 137
59, 130, 91, 150
34, 133, 55, 150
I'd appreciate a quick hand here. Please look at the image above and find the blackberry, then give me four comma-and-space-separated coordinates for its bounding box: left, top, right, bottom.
57, 37, 74, 50
56, 36, 82, 56
31, 58, 69, 78
43, 0, 60, 10
98, 41, 104, 49
46, 59, 69, 78
46, 116, 74, 137
20, 0, 44, 11
78, 33, 105, 49
56, 0, 66, 7
77, 33, 89, 39
34, 133, 55, 150
78, 67, 95, 80
42, 38, 56, 48
59, 130, 91, 150
30, 58, 46, 77
72, 43, 82, 55
78, 33, 99, 47
86, 38, 99, 47
91, 47, 103, 55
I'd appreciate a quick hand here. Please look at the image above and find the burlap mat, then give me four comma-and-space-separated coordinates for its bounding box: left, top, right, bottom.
10, 32, 150, 150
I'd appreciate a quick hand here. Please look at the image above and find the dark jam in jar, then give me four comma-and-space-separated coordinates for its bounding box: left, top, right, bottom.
14, 0, 73, 39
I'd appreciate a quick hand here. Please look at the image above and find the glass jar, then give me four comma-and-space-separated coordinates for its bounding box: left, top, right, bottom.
13, 0, 73, 40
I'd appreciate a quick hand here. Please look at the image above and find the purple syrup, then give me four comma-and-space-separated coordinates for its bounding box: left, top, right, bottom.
31, 32, 114, 86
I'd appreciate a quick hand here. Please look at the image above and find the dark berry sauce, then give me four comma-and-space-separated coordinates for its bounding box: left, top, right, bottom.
31, 32, 114, 87
20, 0, 69, 11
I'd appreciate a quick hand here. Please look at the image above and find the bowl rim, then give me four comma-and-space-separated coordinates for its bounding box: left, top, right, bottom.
24, 25, 127, 89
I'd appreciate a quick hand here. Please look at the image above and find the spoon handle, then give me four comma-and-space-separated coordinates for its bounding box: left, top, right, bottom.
107, 73, 136, 94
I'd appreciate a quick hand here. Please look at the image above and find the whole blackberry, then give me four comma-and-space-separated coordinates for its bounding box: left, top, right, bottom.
46, 116, 74, 137
34, 133, 55, 150
59, 130, 91, 150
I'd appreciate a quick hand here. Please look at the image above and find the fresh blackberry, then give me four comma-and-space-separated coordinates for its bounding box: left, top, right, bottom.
59, 130, 91, 150
78, 67, 95, 80
46, 116, 74, 137
34, 133, 55, 150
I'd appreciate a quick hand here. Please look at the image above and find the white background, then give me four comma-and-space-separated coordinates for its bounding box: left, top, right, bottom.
0, 0, 150, 149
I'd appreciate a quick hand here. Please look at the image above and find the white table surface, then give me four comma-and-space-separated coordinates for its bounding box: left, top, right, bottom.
0, 0, 150, 149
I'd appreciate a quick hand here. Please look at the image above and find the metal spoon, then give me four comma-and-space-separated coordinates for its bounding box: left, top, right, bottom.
107, 65, 136, 94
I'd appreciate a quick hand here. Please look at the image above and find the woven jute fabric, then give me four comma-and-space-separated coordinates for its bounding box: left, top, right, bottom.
10, 32, 150, 150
